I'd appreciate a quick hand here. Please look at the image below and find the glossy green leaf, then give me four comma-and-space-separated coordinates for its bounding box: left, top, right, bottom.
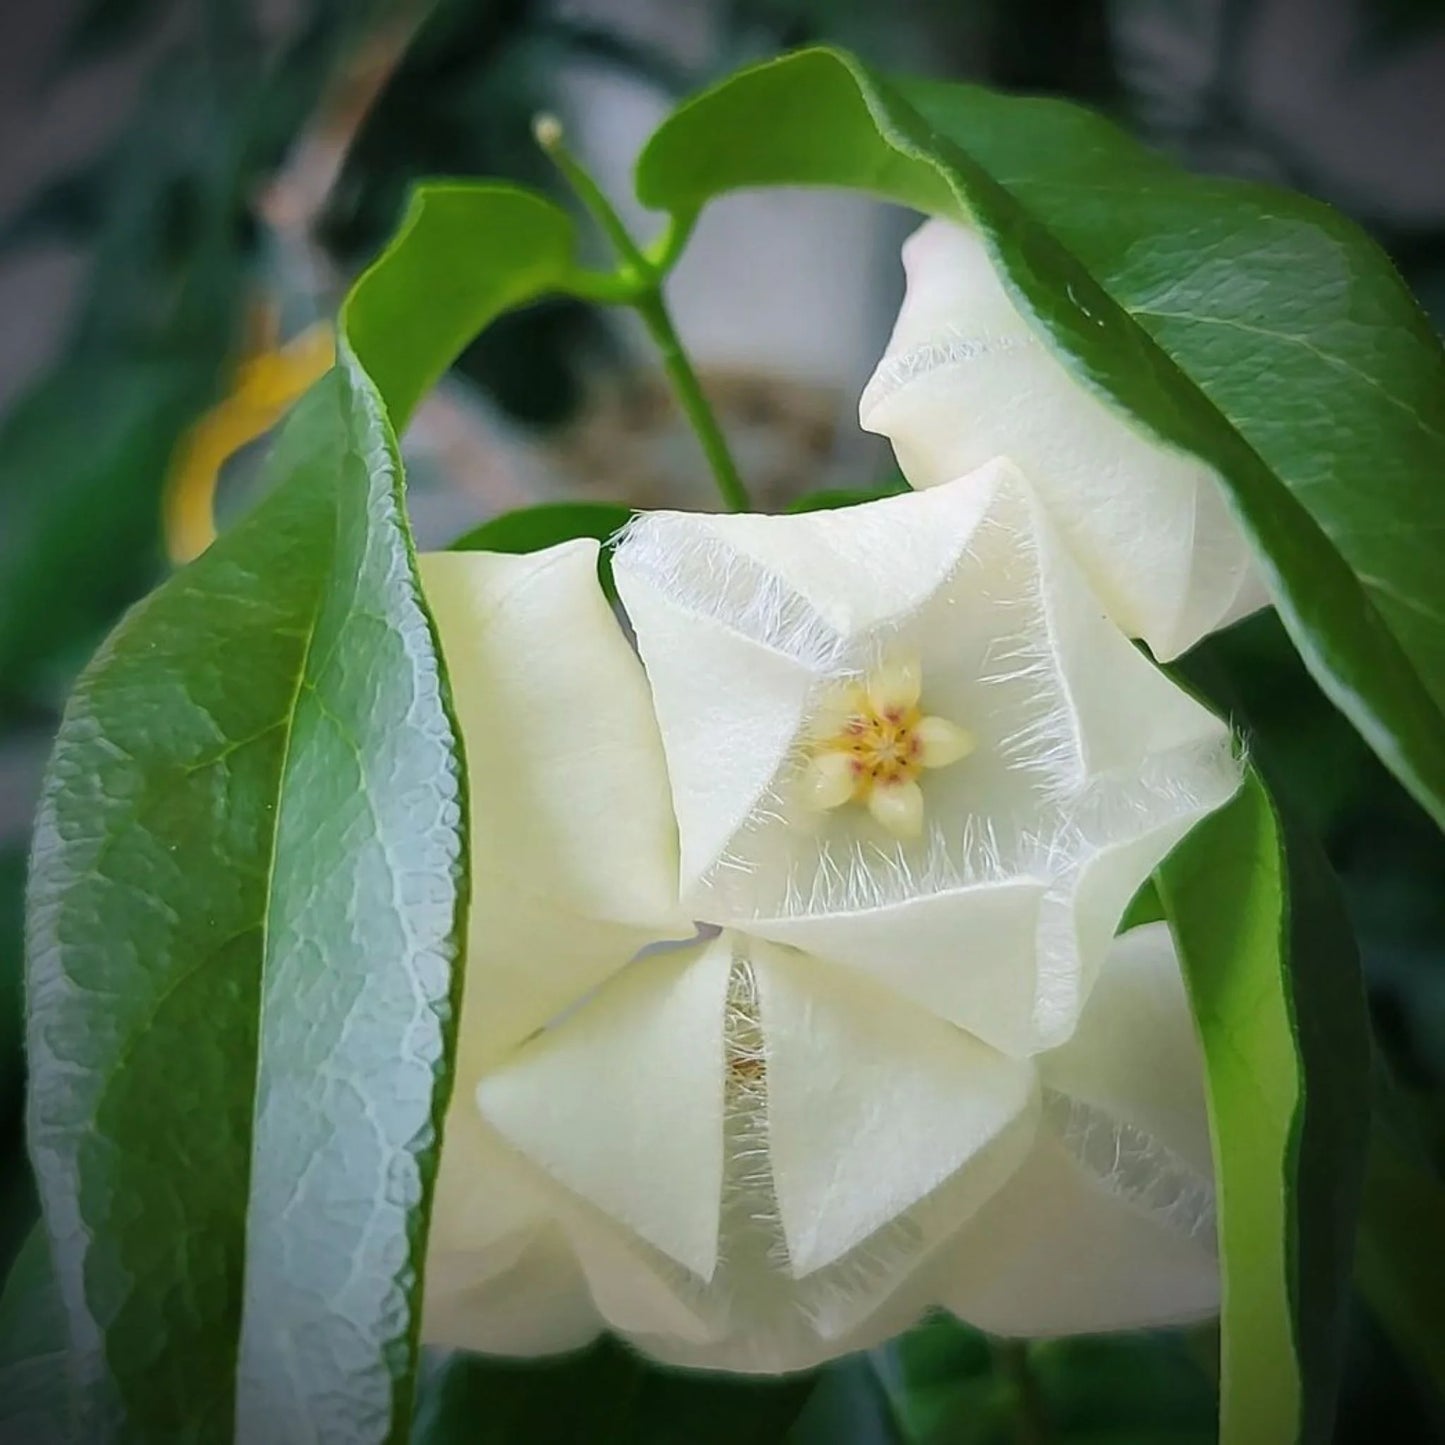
635, 47, 1445, 831
449, 501, 635, 600
410, 1342, 815, 1444
448, 501, 634, 556
1158, 772, 1371, 1443
345, 184, 596, 433
24, 349, 467, 1442
0, 1228, 72, 1445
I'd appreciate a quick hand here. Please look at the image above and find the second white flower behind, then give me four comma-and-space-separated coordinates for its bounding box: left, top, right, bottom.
860, 219, 1269, 661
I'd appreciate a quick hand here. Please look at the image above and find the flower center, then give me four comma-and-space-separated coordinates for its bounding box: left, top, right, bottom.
799, 656, 975, 838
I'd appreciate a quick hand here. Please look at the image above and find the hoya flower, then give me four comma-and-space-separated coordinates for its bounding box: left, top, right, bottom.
611, 460, 1240, 1060
419, 474, 1238, 1373
860, 218, 1269, 661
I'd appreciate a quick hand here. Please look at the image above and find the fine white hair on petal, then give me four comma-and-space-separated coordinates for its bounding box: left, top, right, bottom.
1042, 1088, 1216, 1243
606, 936, 1028, 1373
613, 512, 859, 676
970, 506, 1088, 802
857, 325, 1038, 420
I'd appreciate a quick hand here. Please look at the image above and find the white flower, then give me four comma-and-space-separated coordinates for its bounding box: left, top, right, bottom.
417, 474, 1238, 1372
611, 461, 1239, 1060
860, 218, 1269, 661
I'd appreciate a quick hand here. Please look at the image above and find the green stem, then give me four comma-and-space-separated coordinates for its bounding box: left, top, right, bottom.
534, 114, 751, 513
995, 1341, 1053, 1445
629, 285, 752, 513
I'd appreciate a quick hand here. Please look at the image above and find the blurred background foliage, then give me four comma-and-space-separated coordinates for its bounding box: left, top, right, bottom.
1, 0, 1443, 1439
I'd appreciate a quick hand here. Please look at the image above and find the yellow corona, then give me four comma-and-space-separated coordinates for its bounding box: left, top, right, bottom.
800, 656, 975, 838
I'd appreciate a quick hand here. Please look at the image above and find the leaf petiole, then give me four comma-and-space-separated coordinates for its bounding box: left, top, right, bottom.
534, 114, 752, 513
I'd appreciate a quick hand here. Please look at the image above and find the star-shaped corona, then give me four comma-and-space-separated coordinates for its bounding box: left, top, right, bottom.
800, 656, 975, 837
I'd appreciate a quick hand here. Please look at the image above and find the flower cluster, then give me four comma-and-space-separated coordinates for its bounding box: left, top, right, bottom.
418, 218, 1253, 1374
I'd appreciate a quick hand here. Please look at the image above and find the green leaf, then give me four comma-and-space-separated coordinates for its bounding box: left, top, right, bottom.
0, 1228, 72, 1445
880, 1319, 1216, 1445
881, 1317, 1002, 1445
449, 500, 635, 600
1355, 1124, 1445, 1397
344, 184, 598, 433
411, 1342, 816, 1444
635, 47, 1445, 831
448, 501, 634, 555
787, 485, 909, 514
24, 349, 467, 1442
0, 846, 25, 1129
1158, 772, 1371, 1443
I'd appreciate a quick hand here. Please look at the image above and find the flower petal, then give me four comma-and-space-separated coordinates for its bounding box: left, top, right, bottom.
421, 542, 685, 1060
612, 564, 817, 890
800, 750, 858, 812
859, 218, 1264, 660
617, 479, 996, 640
1039, 921, 1213, 1175
422, 1118, 603, 1356
939, 922, 1217, 1335
746, 878, 1051, 1058
476, 936, 733, 1281
752, 941, 1037, 1277
867, 654, 922, 714
423, 1227, 603, 1357
515, 933, 1024, 1371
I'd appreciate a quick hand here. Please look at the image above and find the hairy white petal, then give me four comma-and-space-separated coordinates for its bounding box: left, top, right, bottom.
421, 543, 686, 1063
940, 922, 1218, 1335
752, 941, 1036, 1277
859, 218, 1266, 659
435, 932, 1042, 1372
746, 878, 1051, 1058
477, 937, 733, 1280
